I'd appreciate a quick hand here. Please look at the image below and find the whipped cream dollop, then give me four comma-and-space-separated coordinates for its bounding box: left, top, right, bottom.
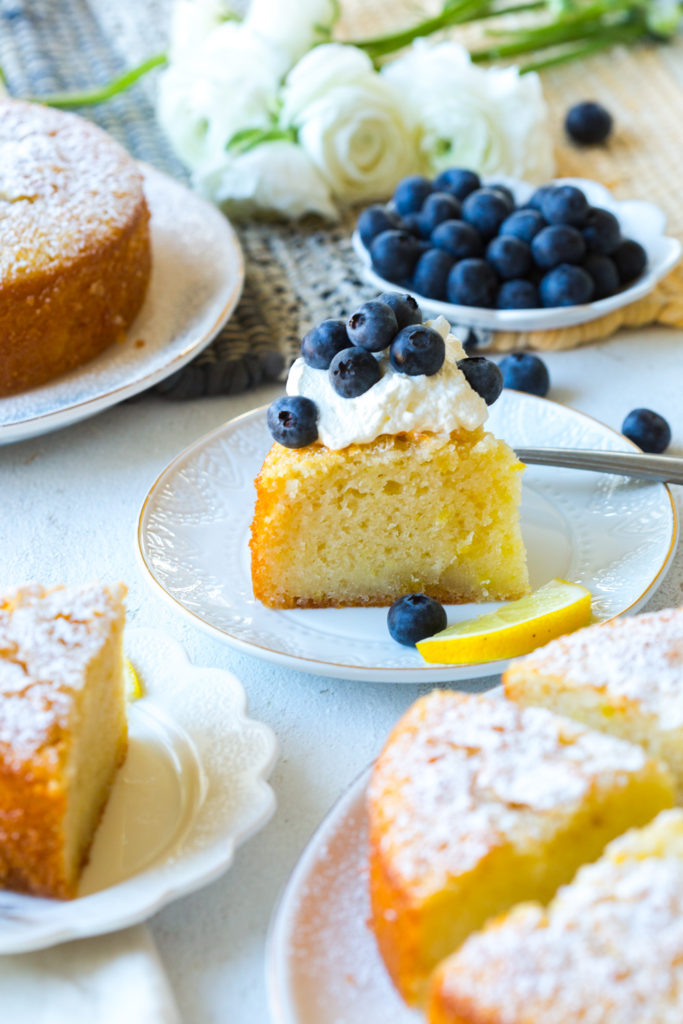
286, 316, 489, 450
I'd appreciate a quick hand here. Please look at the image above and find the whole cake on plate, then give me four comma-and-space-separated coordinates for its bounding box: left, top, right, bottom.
250, 294, 529, 608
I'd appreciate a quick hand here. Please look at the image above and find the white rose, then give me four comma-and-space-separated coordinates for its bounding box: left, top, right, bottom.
280, 44, 419, 203
197, 139, 338, 220
244, 0, 339, 68
168, 0, 238, 64
382, 41, 555, 184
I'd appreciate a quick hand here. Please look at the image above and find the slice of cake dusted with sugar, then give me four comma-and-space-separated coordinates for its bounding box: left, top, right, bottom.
0, 582, 128, 899
367, 690, 673, 1005
504, 606, 683, 800
428, 808, 683, 1024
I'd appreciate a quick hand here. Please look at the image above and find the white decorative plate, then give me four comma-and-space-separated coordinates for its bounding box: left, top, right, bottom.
352, 176, 681, 333
0, 628, 277, 954
136, 392, 677, 684
267, 765, 418, 1024
0, 164, 244, 445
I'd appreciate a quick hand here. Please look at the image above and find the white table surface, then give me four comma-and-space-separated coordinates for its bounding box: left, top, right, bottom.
2, 323, 682, 1023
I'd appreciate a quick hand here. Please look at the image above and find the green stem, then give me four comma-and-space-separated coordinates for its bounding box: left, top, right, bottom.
26, 53, 167, 109
350, 0, 496, 61
471, 15, 632, 60
518, 24, 641, 70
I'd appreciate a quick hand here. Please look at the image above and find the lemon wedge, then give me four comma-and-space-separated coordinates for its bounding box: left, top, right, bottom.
416, 579, 592, 664
124, 658, 143, 701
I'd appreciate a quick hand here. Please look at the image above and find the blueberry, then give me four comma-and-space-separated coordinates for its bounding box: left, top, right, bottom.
565, 101, 613, 145
462, 188, 510, 240
419, 191, 462, 233
370, 230, 422, 285
527, 185, 557, 212
301, 319, 350, 369
583, 254, 620, 299
357, 204, 402, 248
267, 396, 319, 448
447, 258, 498, 308
387, 593, 447, 646
500, 208, 545, 244
496, 279, 539, 309
486, 236, 532, 280
582, 207, 621, 255
329, 347, 381, 398
393, 175, 433, 216
390, 324, 445, 376
488, 183, 515, 211
378, 292, 423, 328
539, 264, 594, 306
431, 219, 483, 260
532, 225, 586, 269
612, 238, 647, 283
499, 353, 550, 396
412, 248, 455, 300
622, 408, 671, 453
401, 212, 430, 239
541, 185, 589, 226
347, 300, 398, 352
433, 167, 481, 200
457, 356, 503, 405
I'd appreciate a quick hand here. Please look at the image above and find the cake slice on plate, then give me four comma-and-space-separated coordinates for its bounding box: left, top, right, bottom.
0, 582, 128, 899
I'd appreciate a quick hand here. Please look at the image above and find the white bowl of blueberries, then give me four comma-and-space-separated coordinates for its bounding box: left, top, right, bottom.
353, 169, 682, 333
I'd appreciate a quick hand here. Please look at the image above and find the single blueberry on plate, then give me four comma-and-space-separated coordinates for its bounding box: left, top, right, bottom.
357, 204, 402, 248
541, 185, 589, 227
487, 183, 516, 211
565, 101, 613, 145
419, 191, 462, 233
583, 253, 620, 299
370, 230, 422, 285
301, 319, 350, 369
612, 238, 647, 283
539, 264, 594, 306
412, 248, 455, 300
267, 395, 319, 448
582, 207, 621, 254
329, 346, 382, 398
499, 352, 550, 396
431, 219, 483, 260
500, 208, 545, 244
433, 167, 481, 200
393, 175, 433, 215
496, 279, 539, 309
486, 236, 533, 280
387, 593, 447, 646
390, 324, 445, 376
622, 407, 671, 453
462, 188, 510, 240
347, 300, 398, 351
447, 258, 498, 308
457, 356, 504, 405
532, 225, 586, 269
378, 292, 422, 328
527, 185, 557, 212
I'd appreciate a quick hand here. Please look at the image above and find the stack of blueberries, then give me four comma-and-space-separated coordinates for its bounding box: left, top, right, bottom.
357, 169, 647, 310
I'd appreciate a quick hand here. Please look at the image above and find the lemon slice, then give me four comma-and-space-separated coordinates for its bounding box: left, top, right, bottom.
416, 579, 592, 664
124, 658, 143, 701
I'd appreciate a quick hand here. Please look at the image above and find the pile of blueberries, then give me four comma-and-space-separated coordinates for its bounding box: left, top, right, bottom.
357, 170, 647, 310
267, 292, 503, 449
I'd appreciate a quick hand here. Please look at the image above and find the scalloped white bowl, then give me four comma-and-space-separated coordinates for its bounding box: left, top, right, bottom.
352, 176, 681, 333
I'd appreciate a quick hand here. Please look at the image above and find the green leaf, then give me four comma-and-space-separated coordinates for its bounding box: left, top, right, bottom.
226, 125, 297, 155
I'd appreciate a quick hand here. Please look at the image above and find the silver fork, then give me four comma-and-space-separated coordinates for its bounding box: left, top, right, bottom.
515, 448, 683, 485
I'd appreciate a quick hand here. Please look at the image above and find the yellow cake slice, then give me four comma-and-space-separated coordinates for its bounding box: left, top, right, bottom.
428, 808, 683, 1024
504, 606, 683, 800
0, 582, 128, 899
367, 690, 674, 1005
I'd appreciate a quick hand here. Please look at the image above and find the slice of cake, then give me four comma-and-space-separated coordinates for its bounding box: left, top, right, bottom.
0, 582, 128, 899
428, 808, 683, 1024
367, 690, 674, 1005
504, 606, 683, 800
250, 299, 529, 608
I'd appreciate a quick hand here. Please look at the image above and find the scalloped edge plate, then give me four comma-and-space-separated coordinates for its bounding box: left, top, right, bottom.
0, 627, 277, 953
352, 176, 681, 332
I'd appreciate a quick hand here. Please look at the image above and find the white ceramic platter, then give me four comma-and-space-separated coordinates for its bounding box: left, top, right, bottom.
0, 628, 277, 954
0, 164, 244, 445
136, 392, 677, 684
352, 176, 681, 332
267, 765, 418, 1024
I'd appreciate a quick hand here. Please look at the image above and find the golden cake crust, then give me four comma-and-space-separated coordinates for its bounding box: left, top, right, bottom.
0, 99, 151, 396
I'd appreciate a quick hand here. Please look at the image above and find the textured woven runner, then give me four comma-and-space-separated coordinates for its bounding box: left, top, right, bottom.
1, 1, 682, 397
